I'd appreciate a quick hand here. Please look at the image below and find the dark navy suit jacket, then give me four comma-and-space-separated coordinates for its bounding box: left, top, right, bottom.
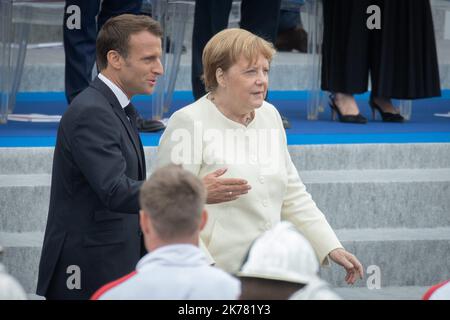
37, 77, 146, 299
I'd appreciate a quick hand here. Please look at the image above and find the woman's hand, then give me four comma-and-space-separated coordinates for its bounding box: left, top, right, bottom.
202, 168, 251, 204
328, 248, 364, 285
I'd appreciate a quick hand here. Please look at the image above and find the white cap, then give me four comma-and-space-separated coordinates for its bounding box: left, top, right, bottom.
237, 221, 319, 284
0, 263, 27, 300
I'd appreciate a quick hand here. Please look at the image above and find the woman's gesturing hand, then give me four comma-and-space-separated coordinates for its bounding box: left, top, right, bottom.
329, 248, 364, 285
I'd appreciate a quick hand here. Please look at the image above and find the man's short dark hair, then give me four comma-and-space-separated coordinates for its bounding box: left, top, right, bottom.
139, 165, 206, 240
96, 14, 163, 71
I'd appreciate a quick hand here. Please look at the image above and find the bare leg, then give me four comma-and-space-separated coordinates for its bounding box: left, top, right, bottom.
333, 93, 360, 116
372, 97, 400, 114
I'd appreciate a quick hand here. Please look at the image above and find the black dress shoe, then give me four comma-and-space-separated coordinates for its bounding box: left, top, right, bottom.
136, 118, 166, 132
369, 98, 405, 122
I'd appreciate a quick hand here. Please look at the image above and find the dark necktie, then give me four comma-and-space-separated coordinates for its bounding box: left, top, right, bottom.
124, 103, 139, 137
124, 102, 146, 179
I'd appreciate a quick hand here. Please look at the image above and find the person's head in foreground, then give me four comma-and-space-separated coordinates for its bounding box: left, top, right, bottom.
202, 28, 275, 125
237, 221, 341, 300
96, 14, 164, 98
91, 165, 240, 300
139, 164, 208, 251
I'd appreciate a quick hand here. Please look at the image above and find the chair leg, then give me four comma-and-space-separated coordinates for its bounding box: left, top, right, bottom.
150, 1, 194, 120
8, 5, 32, 115
398, 100, 412, 121
0, 0, 13, 124
305, 0, 323, 120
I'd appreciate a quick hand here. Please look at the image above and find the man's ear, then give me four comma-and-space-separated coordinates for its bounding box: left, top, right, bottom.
216, 68, 225, 87
139, 210, 150, 235
106, 49, 122, 70
199, 209, 208, 231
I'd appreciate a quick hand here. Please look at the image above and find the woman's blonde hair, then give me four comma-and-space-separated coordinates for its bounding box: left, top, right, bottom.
202, 28, 276, 92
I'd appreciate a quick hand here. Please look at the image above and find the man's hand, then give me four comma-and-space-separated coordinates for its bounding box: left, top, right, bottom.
202, 168, 251, 204
329, 248, 364, 285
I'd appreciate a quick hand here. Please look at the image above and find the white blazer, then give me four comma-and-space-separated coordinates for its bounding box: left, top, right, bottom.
156, 95, 343, 273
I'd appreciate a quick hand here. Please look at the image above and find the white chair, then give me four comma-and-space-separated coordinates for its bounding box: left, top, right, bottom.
0, 0, 64, 124
301, 0, 326, 120
149, 0, 195, 120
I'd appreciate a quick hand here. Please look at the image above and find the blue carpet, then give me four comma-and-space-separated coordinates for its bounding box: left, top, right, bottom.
1, 91, 449, 147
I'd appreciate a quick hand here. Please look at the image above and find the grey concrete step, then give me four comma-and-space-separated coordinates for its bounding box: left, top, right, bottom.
1, 228, 449, 294
320, 227, 450, 288
2, 144, 450, 175
0, 232, 43, 294
19, 42, 450, 92
11, 2, 63, 44
0, 175, 50, 232
1, 168, 449, 232
304, 168, 450, 229
289, 144, 450, 171
334, 286, 429, 300
0, 148, 54, 175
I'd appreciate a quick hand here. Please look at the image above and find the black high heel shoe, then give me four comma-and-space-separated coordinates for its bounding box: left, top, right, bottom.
329, 95, 367, 124
369, 98, 404, 122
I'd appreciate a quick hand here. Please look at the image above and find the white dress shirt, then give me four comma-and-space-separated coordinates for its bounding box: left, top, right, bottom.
98, 73, 130, 109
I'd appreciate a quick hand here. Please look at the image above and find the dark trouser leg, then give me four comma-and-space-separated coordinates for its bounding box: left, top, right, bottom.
191, 0, 232, 100
370, 0, 441, 99
240, 0, 284, 123
239, 0, 281, 43
321, 0, 371, 94
191, 0, 281, 100
97, 0, 143, 31
278, 9, 300, 32
64, 0, 100, 104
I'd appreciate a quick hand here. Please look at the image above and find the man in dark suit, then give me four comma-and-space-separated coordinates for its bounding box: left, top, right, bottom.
36, 14, 163, 300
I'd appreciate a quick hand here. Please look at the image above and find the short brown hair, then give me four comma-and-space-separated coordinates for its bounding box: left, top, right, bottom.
202, 28, 276, 92
139, 165, 206, 240
96, 14, 163, 71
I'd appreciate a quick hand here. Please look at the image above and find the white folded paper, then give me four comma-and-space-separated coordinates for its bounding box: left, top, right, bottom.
434, 112, 450, 118
8, 113, 62, 122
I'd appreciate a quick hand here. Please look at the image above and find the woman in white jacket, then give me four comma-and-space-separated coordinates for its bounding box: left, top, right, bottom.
156, 28, 363, 284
